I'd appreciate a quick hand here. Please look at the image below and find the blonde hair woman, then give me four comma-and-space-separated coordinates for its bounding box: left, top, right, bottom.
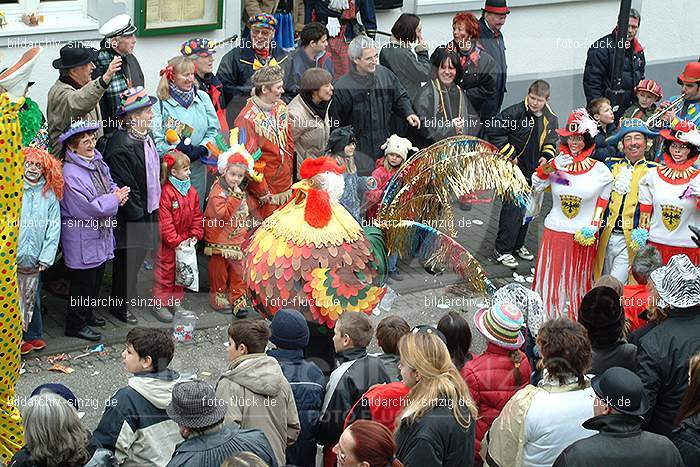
151, 55, 220, 211
395, 327, 478, 467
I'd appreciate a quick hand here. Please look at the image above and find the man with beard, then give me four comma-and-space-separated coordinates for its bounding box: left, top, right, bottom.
594, 118, 658, 284
94, 14, 144, 136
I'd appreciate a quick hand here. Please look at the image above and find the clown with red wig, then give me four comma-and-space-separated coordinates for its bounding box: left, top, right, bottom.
18, 147, 64, 355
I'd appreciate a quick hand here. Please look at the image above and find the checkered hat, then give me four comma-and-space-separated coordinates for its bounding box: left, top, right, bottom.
166, 380, 227, 429
650, 254, 700, 309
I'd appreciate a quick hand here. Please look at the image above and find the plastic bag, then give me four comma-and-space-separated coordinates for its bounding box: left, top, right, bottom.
17, 270, 40, 332
523, 191, 544, 225
175, 238, 199, 292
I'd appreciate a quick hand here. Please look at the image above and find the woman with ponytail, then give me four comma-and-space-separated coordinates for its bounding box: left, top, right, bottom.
334, 420, 404, 467
395, 326, 478, 467
461, 303, 531, 466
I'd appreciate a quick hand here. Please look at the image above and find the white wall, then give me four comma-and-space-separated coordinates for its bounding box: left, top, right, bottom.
1, 0, 697, 112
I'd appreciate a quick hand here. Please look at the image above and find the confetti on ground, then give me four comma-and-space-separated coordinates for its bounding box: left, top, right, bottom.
436, 303, 450, 309
91, 371, 100, 376
90, 344, 105, 353
73, 352, 91, 360
200, 371, 212, 377
49, 363, 74, 374
472, 219, 484, 225
47, 353, 69, 364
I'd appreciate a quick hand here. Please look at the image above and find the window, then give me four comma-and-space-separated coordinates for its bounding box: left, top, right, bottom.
0, 0, 99, 37
408, 0, 586, 15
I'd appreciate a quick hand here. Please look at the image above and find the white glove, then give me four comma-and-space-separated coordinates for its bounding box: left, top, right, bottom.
553, 153, 574, 172
688, 177, 700, 198
328, 0, 349, 12
327, 17, 341, 38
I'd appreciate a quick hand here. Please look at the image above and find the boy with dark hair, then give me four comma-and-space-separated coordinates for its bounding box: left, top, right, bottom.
92, 327, 182, 466
487, 79, 559, 269
374, 315, 410, 381
284, 21, 335, 100
318, 312, 392, 465
267, 309, 326, 467
216, 319, 300, 467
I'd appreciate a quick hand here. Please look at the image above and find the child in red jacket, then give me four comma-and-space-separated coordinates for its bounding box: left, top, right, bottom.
152, 150, 203, 323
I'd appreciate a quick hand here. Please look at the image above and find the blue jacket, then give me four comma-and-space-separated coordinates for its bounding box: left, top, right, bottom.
18, 180, 61, 269
284, 47, 335, 101
268, 348, 326, 467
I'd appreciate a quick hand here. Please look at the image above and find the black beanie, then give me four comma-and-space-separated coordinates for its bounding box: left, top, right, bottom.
578, 286, 625, 346
326, 126, 356, 155
270, 308, 310, 349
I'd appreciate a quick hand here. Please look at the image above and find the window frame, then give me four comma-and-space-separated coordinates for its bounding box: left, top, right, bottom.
407, 0, 588, 16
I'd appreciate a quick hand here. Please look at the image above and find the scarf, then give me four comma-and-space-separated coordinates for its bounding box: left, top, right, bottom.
66, 149, 113, 237
300, 92, 329, 119
59, 74, 83, 90
143, 136, 161, 213
254, 48, 270, 59
169, 175, 191, 196
168, 82, 195, 108
447, 41, 481, 68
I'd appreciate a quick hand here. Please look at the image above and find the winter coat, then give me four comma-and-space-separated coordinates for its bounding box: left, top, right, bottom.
414, 79, 482, 145
103, 129, 160, 250
166, 423, 277, 467
317, 347, 392, 446
47, 76, 106, 156
215, 353, 301, 467
284, 47, 335, 101
92, 370, 182, 467
151, 91, 221, 211
479, 17, 507, 118
637, 305, 700, 437
376, 352, 401, 382
329, 65, 415, 175
9, 441, 116, 467
486, 99, 558, 180
60, 149, 118, 270
591, 123, 617, 162
379, 41, 431, 104
288, 94, 330, 178
673, 413, 700, 467
461, 343, 532, 464
267, 347, 326, 467
18, 180, 61, 269
553, 414, 684, 467
395, 401, 476, 467
365, 159, 398, 219
590, 340, 637, 375
583, 30, 645, 111
431, 42, 497, 121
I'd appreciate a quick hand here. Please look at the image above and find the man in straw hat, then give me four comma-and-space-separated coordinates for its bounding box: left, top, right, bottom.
234, 63, 294, 220
166, 380, 276, 467
553, 367, 684, 466
637, 254, 700, 438
47, 41, 122, 156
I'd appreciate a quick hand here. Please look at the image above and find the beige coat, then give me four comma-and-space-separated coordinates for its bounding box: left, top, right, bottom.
216, 353, 300, 467
288, 94, 330, 178
46, 78, 106, 156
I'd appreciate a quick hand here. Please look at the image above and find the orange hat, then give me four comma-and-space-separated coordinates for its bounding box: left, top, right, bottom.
678, 62, 700, 84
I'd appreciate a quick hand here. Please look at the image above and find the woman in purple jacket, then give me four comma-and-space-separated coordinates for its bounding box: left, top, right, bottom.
59, 120, 129, 341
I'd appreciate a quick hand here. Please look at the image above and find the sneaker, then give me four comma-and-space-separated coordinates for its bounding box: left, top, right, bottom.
388, 270, 404, 282
26, 339, 46, 351
515, 246, 534, 261
21, 341, 33, 355
151, 306, 174, 323
495, 251, 519, 269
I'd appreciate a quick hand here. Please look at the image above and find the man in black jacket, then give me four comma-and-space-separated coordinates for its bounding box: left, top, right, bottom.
637, 254, 700, 438
329, 35, 420, 176
479, 0, 509, 119
487, 80, 558, 269
553, 367, 684, 467
583, 9, 645, 119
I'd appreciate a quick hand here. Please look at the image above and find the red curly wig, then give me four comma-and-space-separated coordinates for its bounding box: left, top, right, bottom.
22, 147, 64, 200
452, 12, 480, 40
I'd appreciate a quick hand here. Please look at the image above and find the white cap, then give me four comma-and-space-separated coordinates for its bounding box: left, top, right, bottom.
99, 14, 137, 38
381, 134, 417, 159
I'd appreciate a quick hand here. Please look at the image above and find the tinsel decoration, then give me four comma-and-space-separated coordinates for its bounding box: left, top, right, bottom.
376, 136, 531, 257
550, 170, 571, 186
18, 97, 43, 147
574, 226, 597, 247
630, 227, 649, 250
394, 220, 495, 295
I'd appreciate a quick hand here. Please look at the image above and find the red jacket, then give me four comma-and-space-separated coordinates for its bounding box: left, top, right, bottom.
461, 343, 532, 465
365, 158, 398, 220
622, 284, 651, 332
159, 182, 204, 249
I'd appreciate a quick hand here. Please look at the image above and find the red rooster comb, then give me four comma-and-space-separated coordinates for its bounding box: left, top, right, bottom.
299, 156, 345, 180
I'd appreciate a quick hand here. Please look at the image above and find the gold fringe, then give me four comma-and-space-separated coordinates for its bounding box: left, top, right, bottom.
204, 244, 244, 260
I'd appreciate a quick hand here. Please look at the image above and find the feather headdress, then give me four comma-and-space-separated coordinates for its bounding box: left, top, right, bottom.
207, 127, 264, 182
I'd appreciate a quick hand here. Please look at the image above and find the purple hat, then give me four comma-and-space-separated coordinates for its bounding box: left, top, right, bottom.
474, 302, 525, 350
116, 86, 157, 116
58, 119, 100, 145
181, 38, 216, 57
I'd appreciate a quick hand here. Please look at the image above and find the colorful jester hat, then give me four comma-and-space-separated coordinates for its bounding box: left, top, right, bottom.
207, 127, 263, 182
245, 156, 387, 328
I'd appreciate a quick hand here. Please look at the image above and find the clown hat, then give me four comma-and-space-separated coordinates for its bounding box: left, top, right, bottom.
0, 47, 42, 101
556, 108, 599, 138
606, 118, 658, 146
678, 62, 700, 85
659, 120, 700, 147
634, 79, 663, 99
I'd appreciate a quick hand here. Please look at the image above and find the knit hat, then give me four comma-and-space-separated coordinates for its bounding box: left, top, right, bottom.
249, 13, 276, 30
381, 134, 416, 159
650, 254, 700, 309
474, 302, 525, 350
578, 286, 625, 346
31, 383, 79, 411
166, 380, 227, 429
270, 309, 309, 349
250, 64, 284, 87
326, 126, 356, 155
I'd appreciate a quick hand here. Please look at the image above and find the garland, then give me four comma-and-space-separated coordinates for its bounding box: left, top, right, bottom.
19, 97, 43, 147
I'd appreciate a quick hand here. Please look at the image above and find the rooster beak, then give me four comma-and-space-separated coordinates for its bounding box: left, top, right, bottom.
291, 179, 311, 192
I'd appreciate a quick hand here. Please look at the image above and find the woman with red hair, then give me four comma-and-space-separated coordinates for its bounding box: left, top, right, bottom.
334, 420, 404, 467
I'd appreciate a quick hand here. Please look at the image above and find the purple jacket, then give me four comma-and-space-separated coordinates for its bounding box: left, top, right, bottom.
60, 149, 119, 269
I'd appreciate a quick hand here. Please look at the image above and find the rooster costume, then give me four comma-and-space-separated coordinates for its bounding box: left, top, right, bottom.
532, 110, 613, 320
246, 157, 387, 328
234, 65, 294, 220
